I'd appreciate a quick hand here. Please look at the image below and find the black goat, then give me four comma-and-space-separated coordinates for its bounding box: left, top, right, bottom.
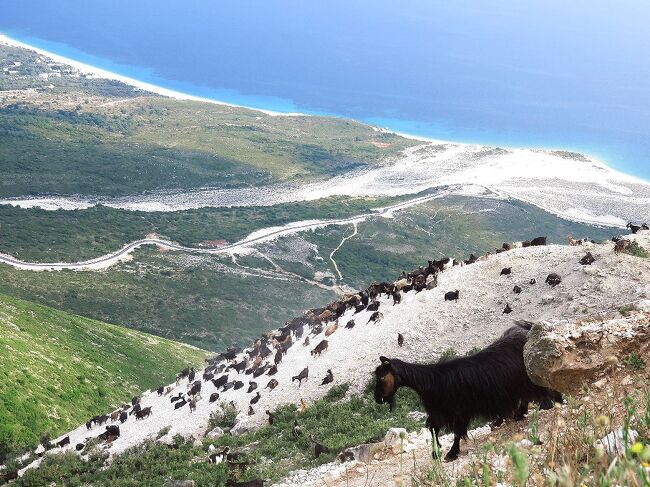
627, 222, 641, 234
500, 267, 511, 276
530, 236, 547, 246
444, 290, 459, 301
374, 323, 561, 461
345, 319, 356, 329
292, 367, 309, 386
545, 273, 561, 287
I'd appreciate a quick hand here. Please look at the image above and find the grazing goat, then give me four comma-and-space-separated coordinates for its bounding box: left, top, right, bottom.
303, 336, 310, 347
188, 368, 196, 383
321, 369, 334, 386
444, 290, 459, 302
374, 323, 562, 461
513, 285, 522, 294
366, 301, 380, 312
309, 434, 330, 458
311, 340, 329, 356
234, 381, 244, 390
292, 367, 309, 386
500, 267, 511, 276
119, 411, 128, 424
253, 364, 269, 378
175, 399, 187, 410
266, 378, 279, 390
247, 381, 258, 393
503, 303, 512, 314
56, 436, 70, 448
212, 375, 228, 388
250, 392, 261, 404
324, 322, 338, 337
614, 239, 631, 254
567, 235, 580, 246
627, 222, 641, 234
345, 319, 356, 329
266, 410, 275, 425
292, 420, 301, 438
274, 349, 283, 366
267, 365, 278, 376
392, 291, 402, 305
580, 252, 595, 265
135, 407, 152, 420
545, 273, 561, 287
209, 393, 220, 403
157, 386, 164, 396
367, 311, 383, 324
530, 236, 546, 246
189, 398, 198, 413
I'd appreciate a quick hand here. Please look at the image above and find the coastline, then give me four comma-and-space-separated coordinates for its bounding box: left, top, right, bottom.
2, 33, 649, 183
1, 31, 648, 205
0, 33, 305, 117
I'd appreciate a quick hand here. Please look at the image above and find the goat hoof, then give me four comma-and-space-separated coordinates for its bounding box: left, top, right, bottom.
444, 452, 459, 462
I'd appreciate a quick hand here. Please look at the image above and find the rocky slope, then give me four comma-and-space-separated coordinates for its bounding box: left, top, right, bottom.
13, 229, 650, 481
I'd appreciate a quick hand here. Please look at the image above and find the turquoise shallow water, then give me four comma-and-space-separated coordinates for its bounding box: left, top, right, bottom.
2, 0, 649, 180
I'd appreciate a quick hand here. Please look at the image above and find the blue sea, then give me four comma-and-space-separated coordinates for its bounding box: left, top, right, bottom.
1, 0, 649, 180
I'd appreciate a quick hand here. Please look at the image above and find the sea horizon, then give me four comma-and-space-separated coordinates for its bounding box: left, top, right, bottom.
2, 27, 649, 184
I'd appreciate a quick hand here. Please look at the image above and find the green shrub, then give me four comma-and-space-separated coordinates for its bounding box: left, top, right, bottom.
623, 352, 646, 371
207, 403, 238, 431
323, 383, 350, 402
624, 241, 649, 258
441, 348, 458, 359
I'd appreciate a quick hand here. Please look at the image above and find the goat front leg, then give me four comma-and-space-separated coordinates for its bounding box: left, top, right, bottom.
444, 434, 461, 461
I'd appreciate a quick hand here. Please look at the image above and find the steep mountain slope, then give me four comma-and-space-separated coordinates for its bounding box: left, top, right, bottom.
0, 293, 210, 452
21, 230, 649, 481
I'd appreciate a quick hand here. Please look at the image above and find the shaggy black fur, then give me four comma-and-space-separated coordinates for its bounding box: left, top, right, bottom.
374, 322, 561, 461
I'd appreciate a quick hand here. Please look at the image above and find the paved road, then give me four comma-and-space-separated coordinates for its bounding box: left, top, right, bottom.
0, 191, 445, 271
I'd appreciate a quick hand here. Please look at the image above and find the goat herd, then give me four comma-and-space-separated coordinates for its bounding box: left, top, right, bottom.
38, 224, 648, 470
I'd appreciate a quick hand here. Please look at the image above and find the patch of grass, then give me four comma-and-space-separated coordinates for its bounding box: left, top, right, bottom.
323, 382, 350, 403
618, 303, 637, 316
0, 293, 209, 452
441, 348, 458, 359
624, 241, 649, 258
623, 352, 646, 371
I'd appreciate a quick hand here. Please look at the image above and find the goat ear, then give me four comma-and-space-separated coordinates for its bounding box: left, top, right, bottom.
379, 356, 391, 366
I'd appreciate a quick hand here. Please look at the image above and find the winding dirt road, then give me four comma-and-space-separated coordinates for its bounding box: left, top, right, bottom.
0, 191, 445, 271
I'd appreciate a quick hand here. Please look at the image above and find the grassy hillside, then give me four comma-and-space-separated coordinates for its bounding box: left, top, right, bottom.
0, 293, 210, 452
0, 44, 414, 198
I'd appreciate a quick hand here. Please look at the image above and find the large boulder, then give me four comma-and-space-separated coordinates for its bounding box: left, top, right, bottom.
524, 311, 650, 394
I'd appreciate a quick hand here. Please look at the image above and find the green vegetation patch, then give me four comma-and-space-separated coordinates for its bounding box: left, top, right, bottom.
624, 241, 649, 258
0, 44, 415, 197
16, 384, 426, 486
0, 195, 402, 262
0, 248, 337, 350
0, 293, 209, 452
